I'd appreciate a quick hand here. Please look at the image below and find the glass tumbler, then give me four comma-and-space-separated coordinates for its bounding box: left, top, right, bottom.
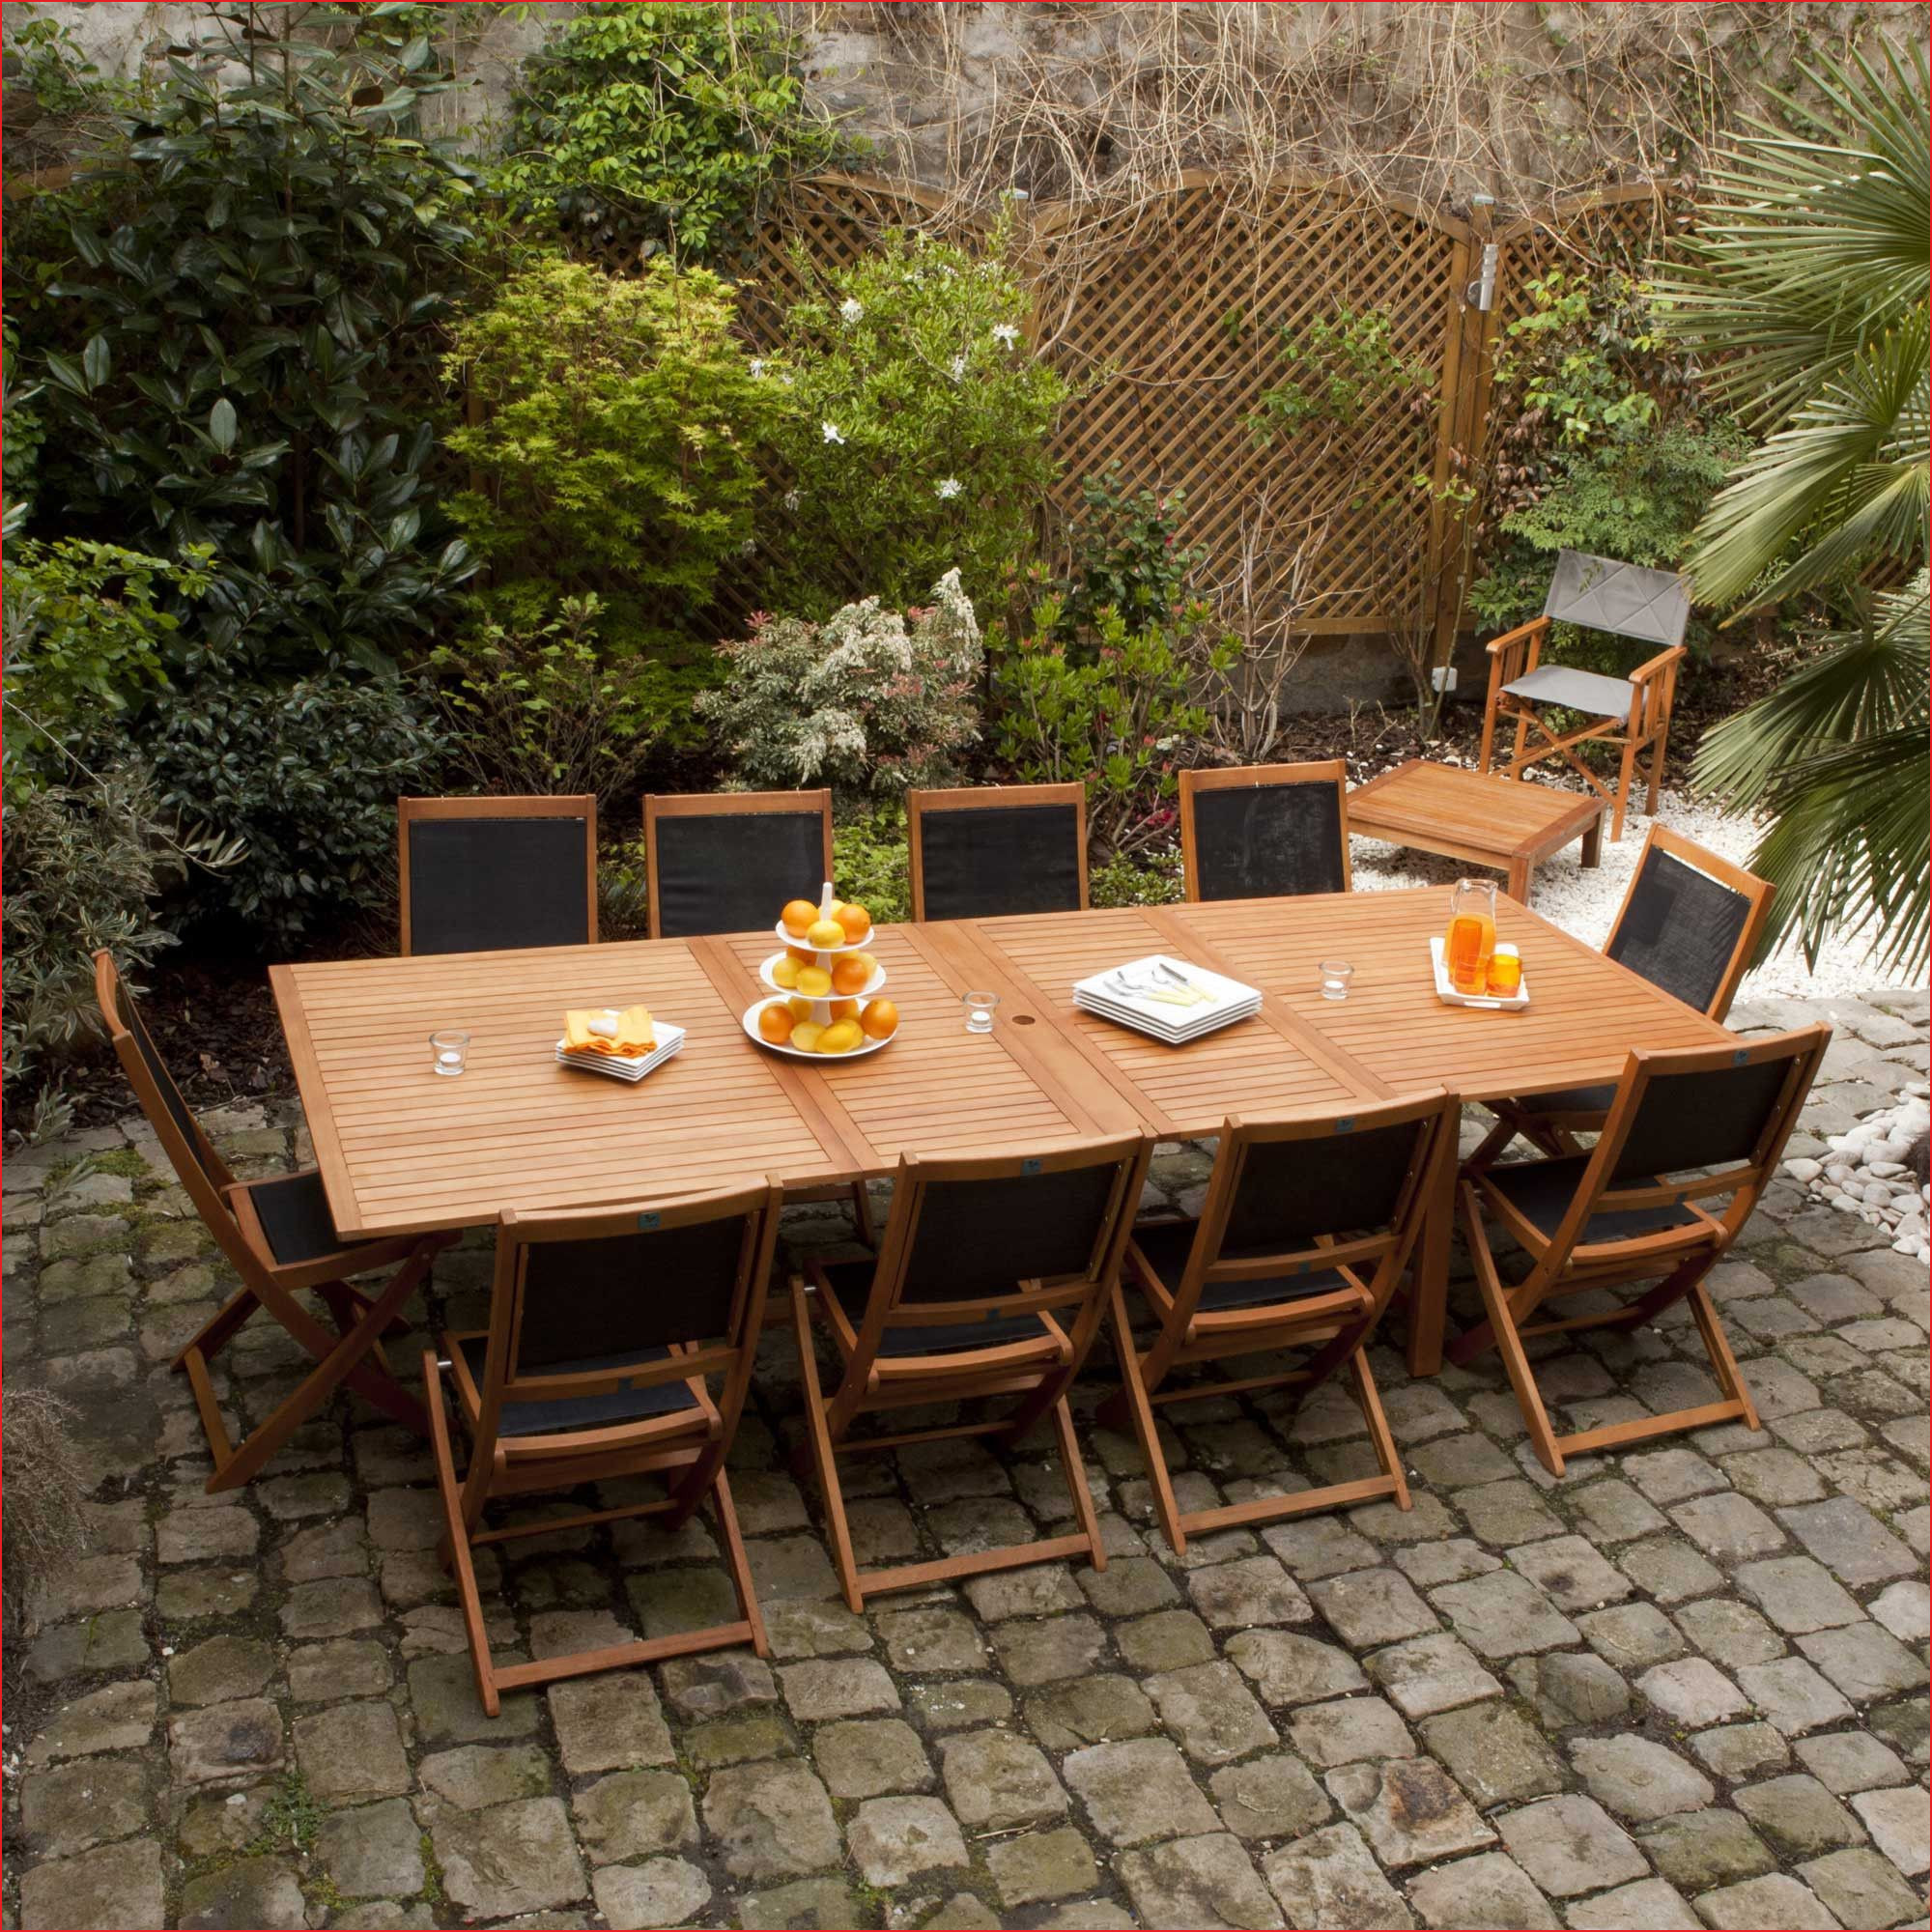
962, 990, 999, 1035
1319, 960, 1353, 1002
430, 1030, 470, 1076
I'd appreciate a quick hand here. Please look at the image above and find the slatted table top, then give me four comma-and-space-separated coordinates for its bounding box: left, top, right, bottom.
1347, 760, 1605, 860
276, 888, 1729, 1238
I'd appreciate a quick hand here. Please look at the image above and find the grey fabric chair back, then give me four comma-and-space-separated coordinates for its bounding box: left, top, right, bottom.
1543, 550, 1691, 649
407, 814, 593, 955
1222, 1117, 1429, 1252
1606, 841, 1752, 1017
917, 804, 1084, 921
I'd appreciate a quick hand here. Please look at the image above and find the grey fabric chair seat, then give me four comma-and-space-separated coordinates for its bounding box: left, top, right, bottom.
456, 1337, 696, 1435
1131, 1220, 1355, 1313
1488, 1155, 1704, 1243
1502, 663, 1637, 718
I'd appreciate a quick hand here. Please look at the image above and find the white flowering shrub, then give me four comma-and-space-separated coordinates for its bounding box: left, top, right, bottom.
696, 570, 983, 798
756, 216, 1071, 614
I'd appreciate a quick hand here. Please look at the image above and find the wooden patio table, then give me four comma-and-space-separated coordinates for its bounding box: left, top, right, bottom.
272, 888, 1728, 1381
1346, 758, 1605, 904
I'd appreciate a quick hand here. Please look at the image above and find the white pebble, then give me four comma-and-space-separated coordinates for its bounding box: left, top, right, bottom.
1785, 1158, 1823, 1183
1867, 1160, 1908, 1179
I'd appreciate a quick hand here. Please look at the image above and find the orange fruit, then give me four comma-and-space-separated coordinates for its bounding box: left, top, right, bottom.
831, 953, 872, 996
817, 1019, 864, 1054
828, 998, 859, 1021
781, 898, 818, 937
789, 1020, 824, 1052
806, 917, 845, 950
756, 1004, 793, 1045
785, 945, 814, 966
796, 965, 833, 998
860, 998, 899, 1040
835, 901, 871, 942
770, 954, 802, 990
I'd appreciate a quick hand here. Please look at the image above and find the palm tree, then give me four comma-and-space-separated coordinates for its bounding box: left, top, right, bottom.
1665, 39, 1929, 977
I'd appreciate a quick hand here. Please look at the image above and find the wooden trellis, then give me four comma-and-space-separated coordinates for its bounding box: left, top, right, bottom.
723, 173, 1672, 646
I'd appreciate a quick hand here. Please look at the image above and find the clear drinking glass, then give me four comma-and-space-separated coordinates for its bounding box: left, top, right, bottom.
962, 990, 999, 1035
1319, 960, 1353, 1002
430, 1030, 470, 1076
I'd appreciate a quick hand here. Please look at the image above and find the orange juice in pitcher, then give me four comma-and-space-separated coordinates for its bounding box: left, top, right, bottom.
1445, 879, 1497, 996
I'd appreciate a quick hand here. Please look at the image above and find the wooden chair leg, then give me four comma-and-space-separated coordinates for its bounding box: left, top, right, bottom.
1611, 735, 1639, 840
1467, 1112, 1523, 1173
1689, 1282, 1760, 1433
423, 1351, 499, 1719
1477, 691, 1500, 775
711, 1469, 770, 1658
1108, 1285, 1187, 1555
1350, 1350, 1409, 1511
790, 1275, 864, 1611
1510, 710, 1532, 778
1461, 1185, 1564, 1475
847, 1181, 875, 1248
1049, 1394, 1107, 1572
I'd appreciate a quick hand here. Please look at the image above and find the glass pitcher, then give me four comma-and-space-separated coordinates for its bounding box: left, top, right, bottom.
1445, 878, 1497, 996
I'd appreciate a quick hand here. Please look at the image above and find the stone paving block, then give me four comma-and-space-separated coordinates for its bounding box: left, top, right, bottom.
779, 1655, 900, 1719
1419, 1698, 1565, 1806
17, 1839, 166, 1931
1325, 1756, 1496, 1868
1637, 1656, 1751, 1727
1869, 1577, 1931, 1642
734, 1876, 856, 1928
432, 1795, 588, 1918
177, 1854, 309, 1929
167, 1634, 277, 1706
1563, 1876, 1702, 1929
1690, 1721, 1791, 1782
1734, 1774, 1867, 1856
569, 1767, 696, 1863
1570, 1736, 1714, 1822
1062, 1736, 1217, 1845
1225, 1628, 1367, 1705
992, 1613, 1105, 1686
1508, 1533, 1633, 1612
1145, 1659, 1277, 1765
1576, 1599, 1685, 1670
961, 1564, 1084, 1620
1118, 1608, 1217, 1673
1431, 1569, 1578, 1658
1793, 1731, 1913, 1796
1614, 1533, 1724, 1605
589, 1858, 710, 1928
1025, 1672, 1159, 1751
1209, 1753, 1332, 1840
1497, 1793, 1648, 1896
988, 1825, 1100, 1908
1797, 1620, 1930, 1703
315, 1797, 424, 1900
1120, 1833, 1285, 1929
1408, 1850, 1552, 1928
1669, 1489, 1788, 1560
1638, 1809, 1776, 1890
1853, 1784, 1931, 1877
847, 1794, 970, 1887
941, 1728, 1068, 1832
702, 1761, 841, 1881
17, 1756, 150, 1859
1077, 1554, 1180, 1616
1186, 1553, 1313, 1629
292, 1698, 411, 1803
1367, 1631, 1503, 1718
1780, 1495, 1920, 1585
1260, 1516, 1379, 1580
813, 1715, 933, 1801
1692, 1872, 1843, 1928
549, 1670, 674, 1772
1800, 1847, 1927, 1929
1734, 1555, 1866, 1633
1675, 1596, 1786, 1668
1392, 1536, 1500, 1589
1262, 1821, 1413, 1929
169, 1696, 284, 1786
1306, 1566, 1439, 1647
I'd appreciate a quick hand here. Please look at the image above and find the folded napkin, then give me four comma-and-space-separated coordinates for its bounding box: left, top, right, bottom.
562, 1005, 657, 1059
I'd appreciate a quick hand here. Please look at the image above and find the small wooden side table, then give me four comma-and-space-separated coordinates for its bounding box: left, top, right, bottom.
1346, 760, 1603, 905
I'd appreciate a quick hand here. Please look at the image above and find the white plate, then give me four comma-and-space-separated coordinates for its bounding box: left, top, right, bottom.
742, 996, 895, 1061
757, 951, 887, 1000
772, 918, 876, 955
555, 1022, 687, 1079
1429, 936, 1530, 1010
1073, 993, 1261, 1045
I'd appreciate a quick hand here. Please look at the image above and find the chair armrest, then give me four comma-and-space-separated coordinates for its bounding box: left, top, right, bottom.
1484, 615, 1548, 701
1628, 643, 1688, 685
1486, 615, 1551, 655
1627, 644, 1687, 732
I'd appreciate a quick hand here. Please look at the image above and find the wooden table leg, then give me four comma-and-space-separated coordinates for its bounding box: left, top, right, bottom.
1406, 1109, 1458, 1378
1580, 813, 1603, 870
1507, 854, 1532, 904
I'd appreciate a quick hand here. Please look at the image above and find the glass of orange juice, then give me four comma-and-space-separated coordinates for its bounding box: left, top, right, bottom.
1445, 879, 1497, 996
1487, 943, 1521, 997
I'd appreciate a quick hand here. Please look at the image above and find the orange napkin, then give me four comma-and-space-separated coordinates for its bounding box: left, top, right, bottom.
562, 1006, 656, 1059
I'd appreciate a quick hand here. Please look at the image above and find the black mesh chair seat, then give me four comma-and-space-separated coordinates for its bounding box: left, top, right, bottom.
821, 1259, 1055, 1356
1487, 1156, 1704, 1244
245, 1171, 348, 1265
456, 1336, 697, 1436
1502, 663, 1638, 718
1521, 1082, 1616, 1117
1131, 1220, 1356, 1313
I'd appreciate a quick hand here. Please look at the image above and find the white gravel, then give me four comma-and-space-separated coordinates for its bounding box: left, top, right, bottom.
1348, 771, 1928, 1003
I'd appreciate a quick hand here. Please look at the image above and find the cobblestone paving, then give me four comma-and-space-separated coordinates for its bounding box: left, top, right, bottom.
3, 988, 1927, 1930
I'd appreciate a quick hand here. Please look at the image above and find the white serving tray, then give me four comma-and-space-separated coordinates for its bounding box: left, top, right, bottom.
742, 995, 894, 1061
1429, 935, 1530, 1011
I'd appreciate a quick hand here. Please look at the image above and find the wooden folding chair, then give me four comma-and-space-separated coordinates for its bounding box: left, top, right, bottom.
1450, 1026, 1829, 1475
95, 952, 454, 1492
425, 1179, 783, 1717
1179, 760, 1350, 901
399, 795, 598, 955
1475, 550, 1691, 841
790, 1133, 1153, 1610
907, 781, 1088, 921
1470, 825, 1776, 1169
641, 786, 867, 1245
1103, 1093, 1458, 1554
643, 788, 835, 941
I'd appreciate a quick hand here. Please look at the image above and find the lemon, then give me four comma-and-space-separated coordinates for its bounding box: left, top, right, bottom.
789, 1020, 825, 1052
817, 1019, 864, 1054
771, 954, 802, 989
806, 917, 845, 950
796, 965, 833, 998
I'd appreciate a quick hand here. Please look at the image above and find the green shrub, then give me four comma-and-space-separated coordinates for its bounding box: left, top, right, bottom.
24, 5, 478, 671
833, 803, 913, 927
146, 660, 449, 941
445, 254, 769, 642
698, 570, 983, 801
497, 2, 836, 262
1090, 848, 1185, 908
760, 221, 1071, 612
1041, 469, 1209, 651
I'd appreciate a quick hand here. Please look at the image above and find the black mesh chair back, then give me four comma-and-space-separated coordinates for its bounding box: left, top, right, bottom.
909, 786, 1086, 922
1609, 1051, 1804, 1186
1606, 841, 1753, 1017
895, 1161, 1122, 1306
1182, 764, 1349, 901
401, 800, 596, 956
1221, 1116, 1433, 1252
646, 791, 833, 939
107, 968, 227, 1198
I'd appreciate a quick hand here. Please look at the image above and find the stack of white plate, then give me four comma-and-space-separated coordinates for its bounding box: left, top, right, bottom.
554, 1021, 687, 1083
1072, 957, 1261, 1044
